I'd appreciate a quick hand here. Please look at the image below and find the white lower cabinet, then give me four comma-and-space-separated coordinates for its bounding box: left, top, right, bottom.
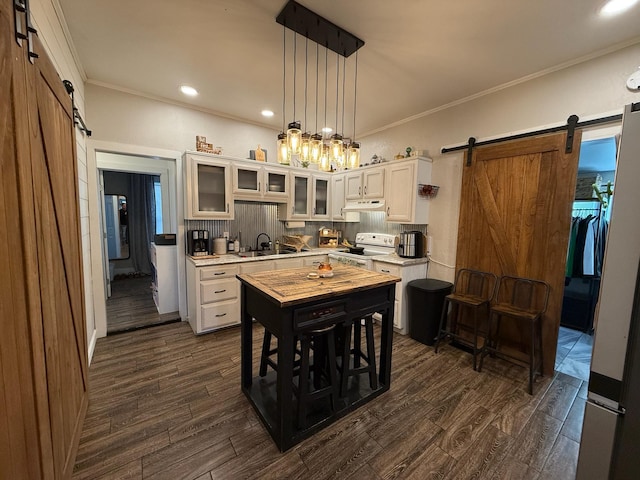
373, 261, 428, 334
187, 255, 328, 334
187, 262, 240, 334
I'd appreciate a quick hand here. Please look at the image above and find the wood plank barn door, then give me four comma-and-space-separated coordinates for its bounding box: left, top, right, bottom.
0, 4, 46, 479
27, 33, 89, 478
456, 132, 580, 375
1, 0, 88, 477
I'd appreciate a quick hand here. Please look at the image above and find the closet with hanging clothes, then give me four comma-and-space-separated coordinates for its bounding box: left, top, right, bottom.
561, 199, 608, 332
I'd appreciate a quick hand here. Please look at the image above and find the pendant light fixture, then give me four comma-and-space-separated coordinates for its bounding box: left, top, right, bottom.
347, 50, 360, 169
329, 51, 343, 165
299, 37, 311, 166
310, 42, 322, 164
286, 31, 302, 156
276, 1, 365, 169
277, 25, 289, 165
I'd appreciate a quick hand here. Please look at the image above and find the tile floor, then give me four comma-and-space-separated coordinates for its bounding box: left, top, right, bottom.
555, 326, 593, 382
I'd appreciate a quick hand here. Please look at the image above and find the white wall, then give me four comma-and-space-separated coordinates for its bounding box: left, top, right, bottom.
86, 84, 279, 159
30, 0, 97, 358
360, 42, 640, 281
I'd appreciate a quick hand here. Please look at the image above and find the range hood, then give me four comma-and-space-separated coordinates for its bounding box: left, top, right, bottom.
342, 200, 386, 212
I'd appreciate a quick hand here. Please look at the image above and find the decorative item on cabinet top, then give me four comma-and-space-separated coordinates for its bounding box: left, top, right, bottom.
196, 135, 222, 155
418, 184, 439, 198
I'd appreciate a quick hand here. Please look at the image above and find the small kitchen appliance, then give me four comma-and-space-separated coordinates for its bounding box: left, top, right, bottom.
397, 231, 425, 258
187, 229, 210, 256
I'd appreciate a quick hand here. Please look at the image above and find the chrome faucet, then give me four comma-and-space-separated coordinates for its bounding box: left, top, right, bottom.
256, 232, 272, 251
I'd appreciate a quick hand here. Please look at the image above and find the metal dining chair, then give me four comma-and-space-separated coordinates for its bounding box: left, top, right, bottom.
435, 268, 498, 370
478, 274, 551, 394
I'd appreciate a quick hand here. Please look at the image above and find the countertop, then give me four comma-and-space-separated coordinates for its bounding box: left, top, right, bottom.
237, 264, 400, 307
188, 248, 429, 268
187, 248, 341, 267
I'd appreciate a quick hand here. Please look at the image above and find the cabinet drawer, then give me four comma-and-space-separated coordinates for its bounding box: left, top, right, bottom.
374, 263, 402, 300
200, 278, 238, 304
200, 264, 239, 280
239, 260, 275, 274
374, 263, 401, 277
274, 258, 304, 269
201, 300, 240, 330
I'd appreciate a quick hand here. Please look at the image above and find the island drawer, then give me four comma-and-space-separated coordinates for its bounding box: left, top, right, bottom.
200, 278, 238, 304
200, 264, 239, 281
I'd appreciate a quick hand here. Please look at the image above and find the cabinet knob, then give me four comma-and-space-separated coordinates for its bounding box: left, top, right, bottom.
386, 206, 390, 216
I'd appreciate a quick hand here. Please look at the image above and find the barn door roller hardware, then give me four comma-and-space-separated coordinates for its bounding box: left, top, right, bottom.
14, 0, 39, 63
441, 113, 623, 166
63, 80, 92, 137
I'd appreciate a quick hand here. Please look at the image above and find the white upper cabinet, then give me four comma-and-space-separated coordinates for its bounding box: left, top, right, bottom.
278, 171, 312, 220
277, 170, 334, 221
384, 157, 433, 224
331, 173, 360, 222
345, 167, 385, 200
232, 162, 289, 202
184, 153, 233, 220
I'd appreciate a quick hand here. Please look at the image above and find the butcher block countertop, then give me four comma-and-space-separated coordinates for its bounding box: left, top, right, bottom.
237, 264, 400, 307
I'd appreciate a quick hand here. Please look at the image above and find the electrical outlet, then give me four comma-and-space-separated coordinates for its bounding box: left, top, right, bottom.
223, 231, 229, 240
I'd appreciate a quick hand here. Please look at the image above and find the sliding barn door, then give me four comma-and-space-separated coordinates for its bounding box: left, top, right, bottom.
0, 4, 46, 479
27, 33, 89, 478
456, 133, 580, 375
1, 1, 88, 478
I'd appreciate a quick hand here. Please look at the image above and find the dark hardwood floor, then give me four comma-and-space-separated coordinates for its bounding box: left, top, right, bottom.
73, 321, 584, 479
107, 275, 180, 334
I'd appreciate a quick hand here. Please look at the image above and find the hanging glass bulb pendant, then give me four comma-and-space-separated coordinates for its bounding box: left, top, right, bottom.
309, 133, 322, 164
320, 144, 331, 172
286, 121, 302, 155
277, 132, 289, 165
300, 132, 311, 166
330, 133, 343, 162
347, 141, 360, 169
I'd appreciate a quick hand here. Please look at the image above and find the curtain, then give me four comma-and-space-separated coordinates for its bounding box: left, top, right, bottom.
129, 174, 158, 274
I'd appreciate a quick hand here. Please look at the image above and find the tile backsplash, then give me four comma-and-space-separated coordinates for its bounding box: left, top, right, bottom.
185, 201, 427, 252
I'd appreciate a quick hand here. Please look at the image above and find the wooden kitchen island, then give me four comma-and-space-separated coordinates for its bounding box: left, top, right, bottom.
238, 265, 400, 451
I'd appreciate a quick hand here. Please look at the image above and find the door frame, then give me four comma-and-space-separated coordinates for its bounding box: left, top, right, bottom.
87, 140, 183, 348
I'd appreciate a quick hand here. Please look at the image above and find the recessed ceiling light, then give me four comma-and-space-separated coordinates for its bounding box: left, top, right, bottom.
261, 110, 274, 118
600, 0, 638, 16
180, 85, 198, 96
322, 127, 333, 133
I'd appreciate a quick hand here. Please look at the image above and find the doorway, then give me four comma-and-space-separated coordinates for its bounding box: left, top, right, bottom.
87, 143, 184, 341
555, 127, 620, 381
102, 170, 176, 333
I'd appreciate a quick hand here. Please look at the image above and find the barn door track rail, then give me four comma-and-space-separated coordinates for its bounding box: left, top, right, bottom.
442, 113, 622, 166
62, 80, 92, 137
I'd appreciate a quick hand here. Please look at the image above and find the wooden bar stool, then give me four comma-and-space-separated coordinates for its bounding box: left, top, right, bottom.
478, 275, 550, 394
293, 323, 341, 429
435, 268, 498, 370
339, 316, 378, 396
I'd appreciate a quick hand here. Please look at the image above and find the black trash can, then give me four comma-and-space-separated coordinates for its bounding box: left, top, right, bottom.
407, 278, 453, 346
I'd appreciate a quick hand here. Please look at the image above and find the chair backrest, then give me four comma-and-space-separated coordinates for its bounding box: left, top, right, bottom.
494, 275, 551, 314
453, 268, 498, 302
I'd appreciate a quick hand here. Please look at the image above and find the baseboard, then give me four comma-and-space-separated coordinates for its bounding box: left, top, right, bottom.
88, 328, 98, 365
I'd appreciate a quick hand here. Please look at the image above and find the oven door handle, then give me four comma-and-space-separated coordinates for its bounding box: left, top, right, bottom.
328, 253, 368, 267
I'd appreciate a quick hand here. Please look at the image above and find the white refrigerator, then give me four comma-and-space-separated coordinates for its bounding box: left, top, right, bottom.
576, 102, 640, 479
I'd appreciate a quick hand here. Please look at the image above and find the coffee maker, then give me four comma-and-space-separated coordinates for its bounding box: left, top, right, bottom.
187, 230, 210, 256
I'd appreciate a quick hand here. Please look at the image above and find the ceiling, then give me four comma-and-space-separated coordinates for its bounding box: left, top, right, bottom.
58, 0, 640, 138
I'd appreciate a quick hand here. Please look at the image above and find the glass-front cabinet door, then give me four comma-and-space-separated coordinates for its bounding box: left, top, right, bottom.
185, 153, 233, 219
312, 174, 330, 220
291, 172, 311, 218
233, 164, 261, 197
263, 166, 289, 201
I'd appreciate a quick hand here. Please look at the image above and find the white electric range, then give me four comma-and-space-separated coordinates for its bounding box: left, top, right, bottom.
328, 232, 396, 270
